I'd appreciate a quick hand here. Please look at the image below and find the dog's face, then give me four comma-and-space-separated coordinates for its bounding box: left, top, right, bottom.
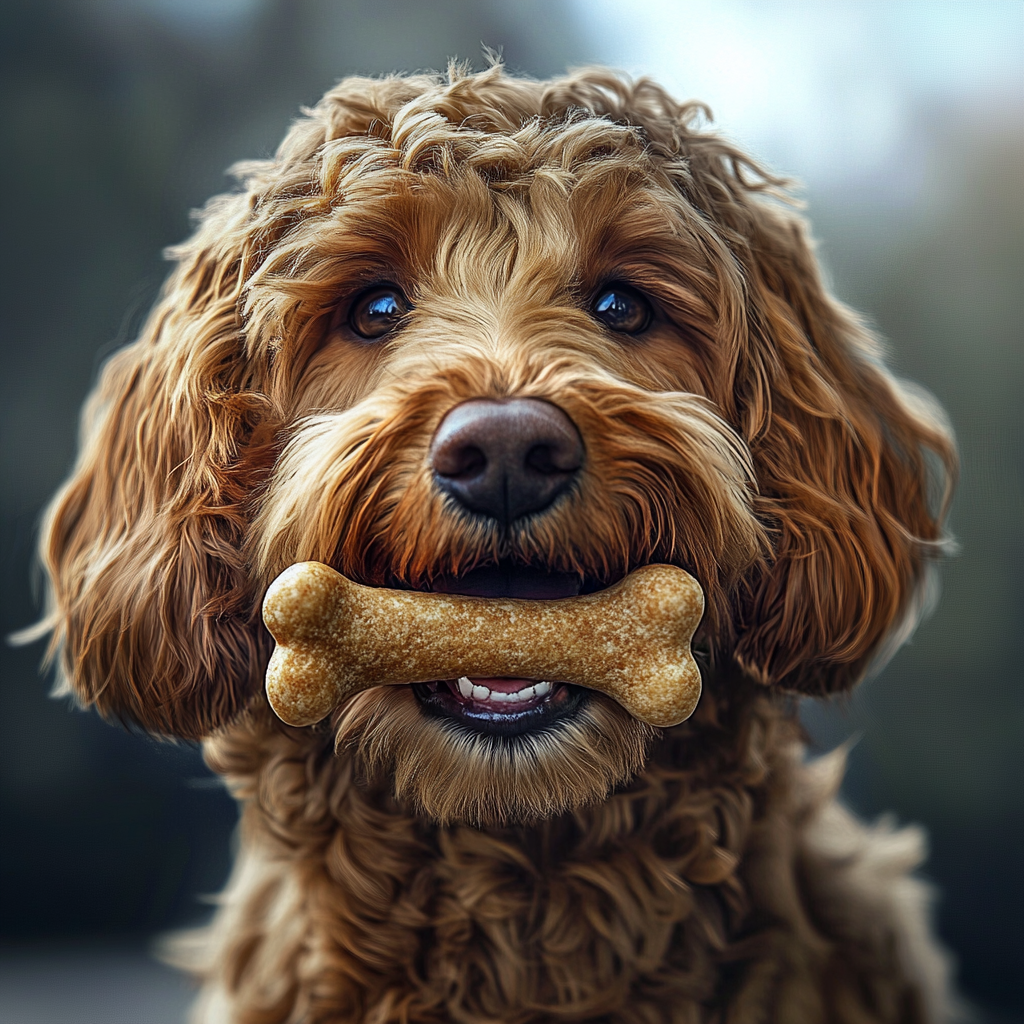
39, 67, 954, 825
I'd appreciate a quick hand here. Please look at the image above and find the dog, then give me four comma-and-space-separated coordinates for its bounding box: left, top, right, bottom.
35, 64, 959, 1022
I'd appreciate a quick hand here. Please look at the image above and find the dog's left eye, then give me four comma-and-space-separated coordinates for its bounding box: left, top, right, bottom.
590, 283, 652, 335
348, 285, 411, 340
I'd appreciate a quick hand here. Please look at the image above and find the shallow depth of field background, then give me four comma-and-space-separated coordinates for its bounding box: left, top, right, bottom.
1, 2, 1021, 1022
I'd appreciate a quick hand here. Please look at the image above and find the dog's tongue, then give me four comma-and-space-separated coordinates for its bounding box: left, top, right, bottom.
471, 676, 536, 693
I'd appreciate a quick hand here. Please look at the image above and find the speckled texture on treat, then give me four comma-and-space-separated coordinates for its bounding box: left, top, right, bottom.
262, 562, 704, 728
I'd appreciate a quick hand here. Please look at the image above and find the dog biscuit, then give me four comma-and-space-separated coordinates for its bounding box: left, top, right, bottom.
262, 562, 704, 729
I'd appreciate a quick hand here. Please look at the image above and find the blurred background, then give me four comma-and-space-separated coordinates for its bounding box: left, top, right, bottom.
1, 1, 1020, 1021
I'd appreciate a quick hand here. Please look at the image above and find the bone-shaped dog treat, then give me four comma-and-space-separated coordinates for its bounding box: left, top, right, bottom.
262, 562, 704, 729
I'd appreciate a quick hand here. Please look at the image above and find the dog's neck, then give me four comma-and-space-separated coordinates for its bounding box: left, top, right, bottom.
196, 676, 802, 1014
176, 673, 949, 1023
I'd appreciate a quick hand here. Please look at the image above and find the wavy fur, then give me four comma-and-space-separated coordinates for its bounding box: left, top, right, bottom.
35, 63, 958, 1021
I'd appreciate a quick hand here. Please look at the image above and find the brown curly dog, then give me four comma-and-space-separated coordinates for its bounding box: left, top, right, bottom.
36, 64, 959, 1022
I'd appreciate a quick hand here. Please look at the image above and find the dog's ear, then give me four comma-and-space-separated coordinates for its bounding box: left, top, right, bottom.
549, 76, 954, 691
36, 197, 276, 739
723, 201, 956, 695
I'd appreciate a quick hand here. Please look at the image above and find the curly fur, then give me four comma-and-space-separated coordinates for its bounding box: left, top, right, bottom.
35, 63, 959, 1021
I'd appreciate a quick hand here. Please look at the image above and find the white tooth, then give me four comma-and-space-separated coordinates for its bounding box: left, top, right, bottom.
458, 677, 474, 698
505, 689, 523, 702
534, 681, 552, 697
492, 690, 510, 702
472, 684, 490, 701
518, 685, 535, 701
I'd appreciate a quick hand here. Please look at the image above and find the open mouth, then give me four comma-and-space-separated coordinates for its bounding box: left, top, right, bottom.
410, 562, 602, 736
414, 675, 588, 736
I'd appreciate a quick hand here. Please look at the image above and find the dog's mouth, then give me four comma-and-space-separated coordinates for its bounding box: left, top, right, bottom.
406, 562, 606, 736
413, 676, 587, 737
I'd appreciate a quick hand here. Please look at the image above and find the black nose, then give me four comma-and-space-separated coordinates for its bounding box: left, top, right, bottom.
430, 398, 584, 524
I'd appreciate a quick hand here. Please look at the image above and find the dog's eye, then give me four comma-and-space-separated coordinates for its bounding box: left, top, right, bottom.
591, 284, 652, 335
348, 285, 411, 340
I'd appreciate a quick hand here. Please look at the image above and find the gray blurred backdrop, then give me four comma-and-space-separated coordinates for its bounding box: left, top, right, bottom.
1, 2, 1021, 1022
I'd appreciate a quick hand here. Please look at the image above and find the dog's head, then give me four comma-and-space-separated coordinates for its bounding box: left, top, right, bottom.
38, 65, 954, 824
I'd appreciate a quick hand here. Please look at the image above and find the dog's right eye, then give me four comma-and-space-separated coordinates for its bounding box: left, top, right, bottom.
590, 283, 652, 335
348, 286, 411, 340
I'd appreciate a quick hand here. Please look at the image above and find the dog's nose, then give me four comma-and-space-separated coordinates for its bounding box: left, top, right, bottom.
430, 398, 584, 524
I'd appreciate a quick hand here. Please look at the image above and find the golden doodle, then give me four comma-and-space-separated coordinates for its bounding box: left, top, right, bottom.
37, 64, 959, 1022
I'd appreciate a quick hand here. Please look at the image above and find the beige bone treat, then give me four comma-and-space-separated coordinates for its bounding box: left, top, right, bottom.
262, 562, 704, 729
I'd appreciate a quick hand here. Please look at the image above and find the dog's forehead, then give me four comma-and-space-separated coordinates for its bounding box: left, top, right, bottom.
314, 155, 697, 307
300, 108, 681, 264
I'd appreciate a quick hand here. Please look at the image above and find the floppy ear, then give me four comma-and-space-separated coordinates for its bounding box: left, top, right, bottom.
727, 203, 956, 694
550, 72, 955, 694
36, 196, 276, 739
33, 75, 436, 738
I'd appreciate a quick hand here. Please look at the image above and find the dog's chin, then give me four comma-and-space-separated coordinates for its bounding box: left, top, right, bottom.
335, 686, 656, 827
